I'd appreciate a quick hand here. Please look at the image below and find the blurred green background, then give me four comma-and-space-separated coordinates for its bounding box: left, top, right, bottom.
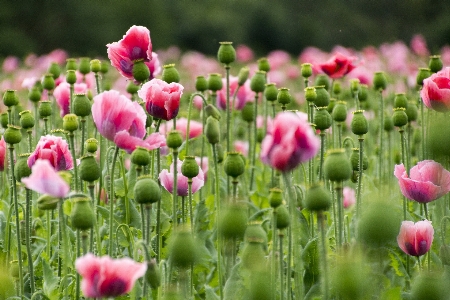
1, 0, 449, 58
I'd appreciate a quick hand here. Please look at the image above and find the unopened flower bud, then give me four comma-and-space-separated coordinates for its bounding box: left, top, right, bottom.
350, 79, 360, 95
42, 73, 55, 91
134, 175, 161, 204
37, 194, 58, 210
428, 55, 443, 73
66, 58, 78, 71
219, 203, 247, 239
394, 93, 408, 109
241, 102, 255, 123
237, 66, 250, 86
195, 76, 208, 92
405, 101, 418, 122
131, 146, 151, 166
250, 71, 266, 93
301, 63, 313, 78
327, 98, 336, 114
304, 87, 317, 102
162, 64, 180, 83
73, 93, 91, 117
166, 130, 183, 149
208, 73, 223, 92
216, 143, 224, 163
277, 88, 292, 106
85, 138, 98, 153
269, 188, 283, 208
63, 114, 79, 132
314, 86, 330, 107
79, 155, 100, 182
332, 101, 347, 122
19, 110, 35, 129
275, 204, 290, 229
392, 107, 408, 127
223, 152, 245, 178
10, 261, 20, 278
205, 116, 220, 144
15, 153, 32, 183
181, 156, 200, 179
373, 71, 387, 91
145, 259, 161, 289
324, 149, 352, 182
28, 87, 42, 103
133, 59, 151, 83
204, 104, 221, 120
4, 125, 22, 144
217, 42, 236, 65
257, 57, 270, 72
305, 182, 331, 211
90, 59, 102, 73
314, 74, 330, 90
48, 62, 61, 79
314, 107, 332, 131
351, 110, 369, 135
71, 194, 96, 230
264, 83, 278, 102
3, 90, 18, 107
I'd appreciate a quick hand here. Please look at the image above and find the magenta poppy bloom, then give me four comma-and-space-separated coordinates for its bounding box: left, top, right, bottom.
159, 158, 204, 196
421, 67, 450, 112
138, 78, 184, 121
319, 52, 357, 79
397, 220, 434, 257
28, 135, 73, 171
0, 136, 6, 171
261, 111, 320, 172
53, 81, 88, 117
22, 159, 70, 198
394, 160, 450, 203
107, 25, 153, 80
114, 131, 166, 154
75, 253, 147, 298
92, 90, 146, 142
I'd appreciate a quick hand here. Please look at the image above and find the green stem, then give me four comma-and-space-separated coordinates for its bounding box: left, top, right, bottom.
69, 84, 74, 114
108, 146, 120, 257
356, 137, 364, 221
27, 130, 33, 153
46, 210, 51, 258
68, 132, 79, 191
279, 232, 284, 300
188, 179, 194, 234
25, 188, 35, 294
319, 131, 326, 181
419, 92, 425, 160
272, 210, 278, 300
80, 118, 86, 157
58, 197, 69, 299
213, 143, 224, 300
336, 182, 344, 249
249, 93, 259, 191
318, 211, 329, 300
94, 72, 102, 95
119, 154, 130, 225
172, 150, 179, 227
379, 91, 384, 183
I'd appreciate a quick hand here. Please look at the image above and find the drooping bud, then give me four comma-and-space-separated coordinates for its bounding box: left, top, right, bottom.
195, 76, 208, 92
63, 113, 79, 132
305, 182, 331, 211
350, 148, 369, 171
166, 130, 183, 149
134, 175, 161, 204
145, 259, 161, 289
351, 110, 369, 136
314, 85, 330, 107
392, 107, 408, 128
4, 125, 22, 144
217, 42, 236, 65
181, 156, 200, 179
257, 57, 270, 72
373, 71, 387, 91
205, 116, 220, 144
332, 81, 342, 97
324, 149, 352, 182
264, 83, 278, 102
216, 143, 224, 163
223, 152, 245, 178
428, 55, 443, 73
132, 59, 151, 83
301, 63, 313, 78
237, 66, 250, 86
250, 71, 266, 93
19, 110, 35, 129
207, 73, 223, 92
79, 155, 101, 182
204, 104, 221, 120
161, 64, 180, 83
131, 146, 151, 167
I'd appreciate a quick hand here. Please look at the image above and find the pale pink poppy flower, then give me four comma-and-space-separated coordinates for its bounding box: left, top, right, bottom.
180, 51, 221, 78
380, 41, 410, 74
420, 67, 450, 112
107, 25, 153, 80
343, 186, 356, 209
256, 115, 273, 133
195, 157, 209, 178
22, 159, 70, 198
0, 136, 6, 171
22, 77, 40, 90
156, 46, 181, 63
216, 77, 253, 110
2, 56, 19, 73
193, 95, 204, 110
53, 81, 88, 117
28, 135, 73, 171
138, 78, 184, 121
76, 70, 96, 90
114, 131, 166, 154
286, 65, 300, 80
75, 253, 147, 298
236, 44, 254, 63
261, 111, 320, 172
234, 140, 249, 157
267, 70, 287, 86
319, 52, 358, 79
397, 220, 434, 257
410, 34, 429, 57
159, 158, 204, 196
441, 45, 450, 66
394, 160, 450, 203
267, 50, 291, 70
160, 118, 203, 140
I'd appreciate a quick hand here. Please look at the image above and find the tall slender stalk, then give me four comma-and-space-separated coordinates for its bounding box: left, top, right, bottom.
249, 92, 260, 191
25, 188, 35, 294
108, 146, 120, 257
318, 211, 329, 300
213, 144, 223, 300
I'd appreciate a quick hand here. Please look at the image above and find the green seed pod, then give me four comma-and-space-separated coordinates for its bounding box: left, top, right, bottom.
39, 100, 52, 118
66, 58, 78, 71
208, 73, 223, 92
350, 148, 369, 171
277, 87, 292, 106
19, 110, 35, 129
219, 203, 248, 239
79, 155, 101, 182
373, 71, 387, 91
71, 195, 96, 230
63, 113, 79, 132
217, 41, 236, 65
205, 116, 220, 144
42, 73, 55, 91
249, 271, 271, 300
28, 86, 42, 103
393, 93, 408, 109
66, 70, 77, 85
324, 149, 352, 182
327, 98, 336, 114
237, 66, 250, 86
304, 87, 317, 103
241, 102, 255, 123
313, 85, 330, 107
264, 83, 278, 102
162, 64, 180, 83
223, 152, 245, 178
257, 57, 270, 72
134, 175, 161, 204
332, 81, 342, 97
250, 71, 266, 93
15, 153, 32, 183
305, 182, 331, 211
359, 84, 368, 102
241, 242, 266, 271
37, 194, 59, 210
3, 90, 18, 107
126, 81, 140, 95
416, 67, 432, 87
351, 110, 369, 135
204, 104, 221, 120
133, 59, 151, 83
301, 63, 313, 78
169, 229, 197, 269
256, 128, 265, 143
48, 62, 61, 79
78, 57, 91, 75
0, 113, 7, 129
90, 59, 102, 73
167, 130, 183, 149
244, 223, 267, 244
131, 146, 151, 167
350, 79, 360, 96
314, 74, 330, 90
332, 101, 347, 122
411, 273, 448, 300
392, 107, 408, 127
85, 138, 98, 153
216, 143, 224, 163
413, 127, 421, 144
100, 60, 109, 74
384, 115, 394, 132
269, 188, 283, 208
405, 100, 418, 122
195, 76, 208, 92
314, 107, 332, 131
181, 156, 200, 179
145, 259, 161, 289
4, 125, 22, 144
428, 55, 443, 73
275, 204, 290, 229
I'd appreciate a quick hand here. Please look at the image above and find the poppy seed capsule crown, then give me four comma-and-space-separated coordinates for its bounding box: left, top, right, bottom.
324, 149, 352, 182
161, 64, 180, 84
217, 41, 236, 65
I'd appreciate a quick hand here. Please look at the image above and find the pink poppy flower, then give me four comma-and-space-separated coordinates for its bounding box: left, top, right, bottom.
234, 140, 249, 157
343, 186, 356, 209
261, 111, 320, 172
160, 118, 203, 140
0, 136, 6, 171
236, 44, 254, 63
75, 253, 147, 298
22, 159, 70, 198
159, 158, 204, 196
394, 160, 450, 203
410, 34, 429, 57
92, 90, 146, 142
114, 131, 166, 154
107, 25, 153, 80
28, 135, 73, 171
53, 81, 88, 117
138, 78, 184, 121
216, 77, 253, 110
319, 52, 357, 79
420, 67, 450, 112
397, 220, 434, 257
2, 56, 19, 73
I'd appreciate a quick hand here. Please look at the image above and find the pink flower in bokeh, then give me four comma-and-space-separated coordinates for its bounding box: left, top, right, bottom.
343, 186, 356, 209
160, 118, 202, 140
0, 136, 6, 171
216, 77, 253, 110
257, 115, 273, 133
410, 34, 429, 57
261, 111, 320, 172
397, 220, 434, 257
22, 159, 70, 198
319, 52, 357, 79
420, 67, 450, 112
193, 95, 204, 110
441, 45, 450, 66
234, 141, 249, 157
267, 50, 291, 70
114, 131, 166, 154
53, 81, 88, 117
159, 159, 204, 196
394, 160, 450, 203
236, 44, 254, 63
380, 41, 410, 74
2, 56, 19, 73
28, 135, 73, 171
107, 25, 153, 80
196, 157, 209, 179
138, 78, 184, 121
75, 253, 147, 298
298, 47, 329, 74
92, 90, 146, 143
